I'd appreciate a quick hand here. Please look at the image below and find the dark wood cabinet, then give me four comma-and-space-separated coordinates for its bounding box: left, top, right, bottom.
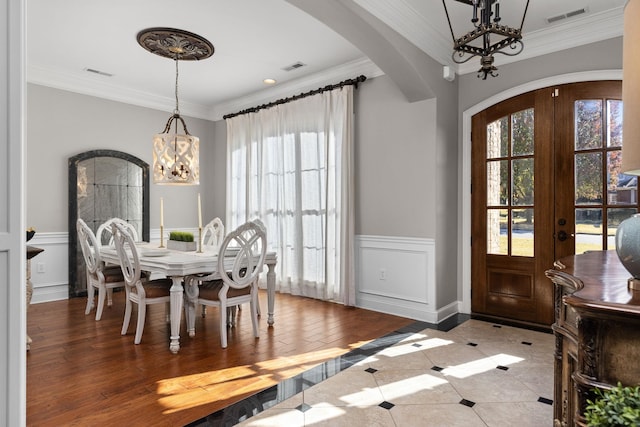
546, 250, 640, 426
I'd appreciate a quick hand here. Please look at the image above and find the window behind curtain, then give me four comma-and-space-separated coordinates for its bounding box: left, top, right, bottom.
226, 86, 354, 303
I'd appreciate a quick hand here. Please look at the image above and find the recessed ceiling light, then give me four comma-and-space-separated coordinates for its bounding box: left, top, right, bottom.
263, 78, 277, 85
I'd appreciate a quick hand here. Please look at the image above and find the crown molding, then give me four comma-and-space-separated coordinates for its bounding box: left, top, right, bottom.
209, 57, 384, 121
27, 58, 383, 123
353, 0, 452, 66
27, 65, 213, 120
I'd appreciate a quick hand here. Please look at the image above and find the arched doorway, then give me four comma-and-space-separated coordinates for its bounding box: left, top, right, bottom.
468, 80, 632, 326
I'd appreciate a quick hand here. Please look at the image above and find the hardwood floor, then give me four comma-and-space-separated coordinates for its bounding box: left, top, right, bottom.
27, 290, 414, 426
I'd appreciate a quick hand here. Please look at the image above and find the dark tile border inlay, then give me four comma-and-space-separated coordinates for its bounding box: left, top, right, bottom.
379, 401, 395, 410
460, 398, 476, 408
467, 342, 478, 347
522, 341, 533, 346
431, 366, 444, 372
496, 365, 509, 371
186, 316, 471, 426
538, 397, 553, 405
296, 403, 312, 413
365, 367, 378, 374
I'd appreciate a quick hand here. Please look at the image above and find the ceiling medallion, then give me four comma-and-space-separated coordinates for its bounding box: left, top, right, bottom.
136, 27, 214, 61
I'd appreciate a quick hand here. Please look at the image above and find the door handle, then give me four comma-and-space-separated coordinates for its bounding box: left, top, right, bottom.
557, 230, 568, 241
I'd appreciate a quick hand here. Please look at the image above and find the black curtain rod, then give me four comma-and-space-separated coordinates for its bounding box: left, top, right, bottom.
223, 75, 367, 120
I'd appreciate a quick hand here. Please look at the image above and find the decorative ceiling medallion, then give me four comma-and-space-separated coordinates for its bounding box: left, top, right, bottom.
136, 27, 214, 61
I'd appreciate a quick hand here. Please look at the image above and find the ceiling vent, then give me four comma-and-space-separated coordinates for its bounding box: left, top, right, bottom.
546, 7, 587, 24
84, 68, 113, 77
282, 61, 306, 72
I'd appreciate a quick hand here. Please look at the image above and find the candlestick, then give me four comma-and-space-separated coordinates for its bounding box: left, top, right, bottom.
197, 227, 203, 253
159, 225, 165, 248
197, 193, 202, 229
160, 197, 164, 228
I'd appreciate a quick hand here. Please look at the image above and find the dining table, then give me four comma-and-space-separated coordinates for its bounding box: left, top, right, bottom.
100, 242, 277, 353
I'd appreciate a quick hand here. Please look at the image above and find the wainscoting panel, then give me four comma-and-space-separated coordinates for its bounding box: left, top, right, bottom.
29, 228, 200, 303
28, 232, 69, 303
356, 235, 439, 323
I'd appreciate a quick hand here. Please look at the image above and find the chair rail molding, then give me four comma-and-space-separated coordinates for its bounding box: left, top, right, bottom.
356, 235, 451, 323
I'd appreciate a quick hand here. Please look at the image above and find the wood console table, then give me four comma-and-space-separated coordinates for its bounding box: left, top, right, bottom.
546, 250, 640, 426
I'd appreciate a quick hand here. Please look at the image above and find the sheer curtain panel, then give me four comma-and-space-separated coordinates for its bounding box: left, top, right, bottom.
226, 86, 355, 305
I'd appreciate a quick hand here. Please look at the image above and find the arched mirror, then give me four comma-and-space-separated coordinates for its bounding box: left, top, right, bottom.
68, 150, 149, 298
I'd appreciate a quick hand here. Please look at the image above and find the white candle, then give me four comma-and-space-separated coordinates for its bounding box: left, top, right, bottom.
160, 197, 164, 228
197, 193, 202, 229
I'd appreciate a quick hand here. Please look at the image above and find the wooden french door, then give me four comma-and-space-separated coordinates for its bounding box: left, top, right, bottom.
471, 81, 630, 327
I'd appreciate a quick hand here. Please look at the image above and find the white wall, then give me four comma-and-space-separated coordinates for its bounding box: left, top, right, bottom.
26, 84, 217, 232
458, 37, 623, 113
26, 84, 220, 301
354, 75, 438, 238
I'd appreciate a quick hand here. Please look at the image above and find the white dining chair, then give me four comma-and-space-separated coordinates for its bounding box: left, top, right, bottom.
201, 217, 225, 251
77, 218, 127, 321
185, 220, 266, 348
95, 217, 141, 309
111, 222, 172, 345
97, 217, 139, 246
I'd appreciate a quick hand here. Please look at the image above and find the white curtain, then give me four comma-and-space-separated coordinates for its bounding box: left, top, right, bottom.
226, 85, 355, 305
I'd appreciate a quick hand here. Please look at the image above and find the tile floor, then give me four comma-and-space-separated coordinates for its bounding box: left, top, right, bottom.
233, 319, 555, 427
188, 318, 554, 426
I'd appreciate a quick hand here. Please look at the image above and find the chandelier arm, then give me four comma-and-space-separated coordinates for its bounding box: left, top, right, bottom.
519, 0, 531, 31
176, 115, 191, 136
490, 41, 525, 57
161, 115, 174, 134
451, 51, 477, 64
442, 0, 457, 42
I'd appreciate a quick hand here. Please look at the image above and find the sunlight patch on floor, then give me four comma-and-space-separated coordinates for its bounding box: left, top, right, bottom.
442, 353, 524, 379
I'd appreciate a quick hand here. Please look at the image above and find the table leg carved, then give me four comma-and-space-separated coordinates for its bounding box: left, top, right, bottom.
169, 277, 184, 354
266, 263, 276, 326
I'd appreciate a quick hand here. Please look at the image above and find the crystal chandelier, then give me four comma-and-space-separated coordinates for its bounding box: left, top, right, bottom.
137, 28, 214, 184
442, 0, 530, 79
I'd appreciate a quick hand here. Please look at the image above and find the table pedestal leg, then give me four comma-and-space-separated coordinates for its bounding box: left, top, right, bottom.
267, 263, 276, 326
169, 277, 184, 353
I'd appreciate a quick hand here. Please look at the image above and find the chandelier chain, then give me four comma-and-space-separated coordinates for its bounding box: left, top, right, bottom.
174, 57, 180, 115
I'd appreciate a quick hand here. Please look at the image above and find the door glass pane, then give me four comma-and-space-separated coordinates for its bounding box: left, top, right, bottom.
607, 100, 623, 148
607, 208, 637, 250
487, 209, 508, 255
512, 108, 534, 156
575, 208, 602, 253
487, 160, 508, 206
575, 100, 603, 150
512, 158, 534, 206
512, 208, 534, 257
575, 152, 603, 204
487, 116, 508, 158
608, 150, 637, 205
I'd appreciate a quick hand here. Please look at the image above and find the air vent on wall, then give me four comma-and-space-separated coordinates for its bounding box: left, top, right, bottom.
547, 7, 587, 24
84, 68, 113, 77
282, 61, 306, 72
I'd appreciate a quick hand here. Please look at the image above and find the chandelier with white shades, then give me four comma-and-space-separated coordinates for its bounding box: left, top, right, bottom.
137, 27, 214, 185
